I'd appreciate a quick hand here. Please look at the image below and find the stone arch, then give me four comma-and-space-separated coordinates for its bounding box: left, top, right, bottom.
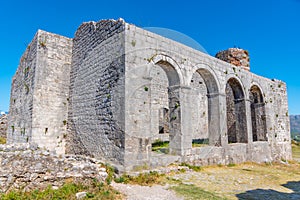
190, 65, 221, 146
149, 57, 182, 154
152, 54, 183, 86
191, 62, 221, 92
226, 77, 248, 143
250, 84, 267, 141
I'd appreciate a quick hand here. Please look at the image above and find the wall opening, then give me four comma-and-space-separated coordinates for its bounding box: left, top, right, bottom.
226, 78, 247, 143
250, 85, 267, 141
150, 60, 181, 154
159, 107, 169, 134
191, 68, 220, 147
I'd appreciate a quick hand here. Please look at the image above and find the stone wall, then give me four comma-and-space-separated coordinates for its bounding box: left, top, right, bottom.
7, 33, 38, 143
7, 30, 73, 154
123, 22, 291, 169
31, 30, 73, 154
0, 143, 107, 193
66, 19, 126, 167
0, 114, 7, 140
268, 80, 291, 160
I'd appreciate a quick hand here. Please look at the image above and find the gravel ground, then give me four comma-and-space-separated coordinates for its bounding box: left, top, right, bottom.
111, 182, 183, 200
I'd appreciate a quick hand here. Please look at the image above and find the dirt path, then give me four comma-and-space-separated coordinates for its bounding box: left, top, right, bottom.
112, 162, 300, 200
111, 182, 183, 200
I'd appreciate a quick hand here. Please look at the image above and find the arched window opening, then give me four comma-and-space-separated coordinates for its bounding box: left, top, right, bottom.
250, 85, 267, 142
226, 78, 248, 144
150, 60, 181, 154
190, 68, 220, 147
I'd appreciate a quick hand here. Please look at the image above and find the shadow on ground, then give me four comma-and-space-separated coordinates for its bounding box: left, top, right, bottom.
236, 181, 300, 200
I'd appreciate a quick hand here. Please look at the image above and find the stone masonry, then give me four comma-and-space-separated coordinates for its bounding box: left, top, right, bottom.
7, 19, 292, 171
0, 143, 107, 193
0, 114, 7, 140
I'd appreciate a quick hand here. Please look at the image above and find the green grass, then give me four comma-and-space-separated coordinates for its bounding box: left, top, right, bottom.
151, 140, 169, 153
292, 142, 300, 160
114, 171, 165, 186
0, 136, 6, 144
170, 183, 228, 200
0, 180, 122, 200
151, 139, 210, 152
180, 163, 203, 172
192, 139, 209, 148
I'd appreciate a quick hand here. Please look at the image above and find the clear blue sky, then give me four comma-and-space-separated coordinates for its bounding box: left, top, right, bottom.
0, 0, 299, 114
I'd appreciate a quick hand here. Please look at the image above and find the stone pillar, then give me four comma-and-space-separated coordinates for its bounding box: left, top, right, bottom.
207, 93, 221, 146
245, 99, 253, 143
169, 86, 192, 155
208, 93, 227, 147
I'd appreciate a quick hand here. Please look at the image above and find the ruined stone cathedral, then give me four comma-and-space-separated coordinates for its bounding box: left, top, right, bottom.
7, 19, 291, 171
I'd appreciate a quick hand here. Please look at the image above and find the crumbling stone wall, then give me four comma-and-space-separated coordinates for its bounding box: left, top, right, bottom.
66, 19, 126, 167
0, 114, 7, 140
7, 33, 38, 144
0, 143, 107, 193
215, 48, 250, 71
7, 30, 72, 154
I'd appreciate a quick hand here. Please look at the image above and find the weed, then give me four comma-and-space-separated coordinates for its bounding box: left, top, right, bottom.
146, 53, 157, 63
180, 163, 203, 172
227, 163, 236, 167
0, 180, 122, 200
105, 164, 115, 185
24, 83, 29, 94
24, 66, 30, 75
39, 37, 47, 48
114, 171, 164, 186
131, 40, 136, 47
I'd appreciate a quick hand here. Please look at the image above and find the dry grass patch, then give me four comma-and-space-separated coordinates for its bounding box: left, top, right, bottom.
0, 136, 6, 144
170, 162, 300, 200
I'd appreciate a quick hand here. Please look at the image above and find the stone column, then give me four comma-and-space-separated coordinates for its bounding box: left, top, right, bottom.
169, 86, 193, 156
245, 98, 253, 143
207, 93, 227, 146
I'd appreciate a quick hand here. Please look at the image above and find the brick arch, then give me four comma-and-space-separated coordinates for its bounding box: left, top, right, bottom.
250, 84, 267, 142
226, 77, 248, 144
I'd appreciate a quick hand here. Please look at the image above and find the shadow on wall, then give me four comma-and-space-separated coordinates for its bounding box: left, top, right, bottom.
236, 181, 300, 200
